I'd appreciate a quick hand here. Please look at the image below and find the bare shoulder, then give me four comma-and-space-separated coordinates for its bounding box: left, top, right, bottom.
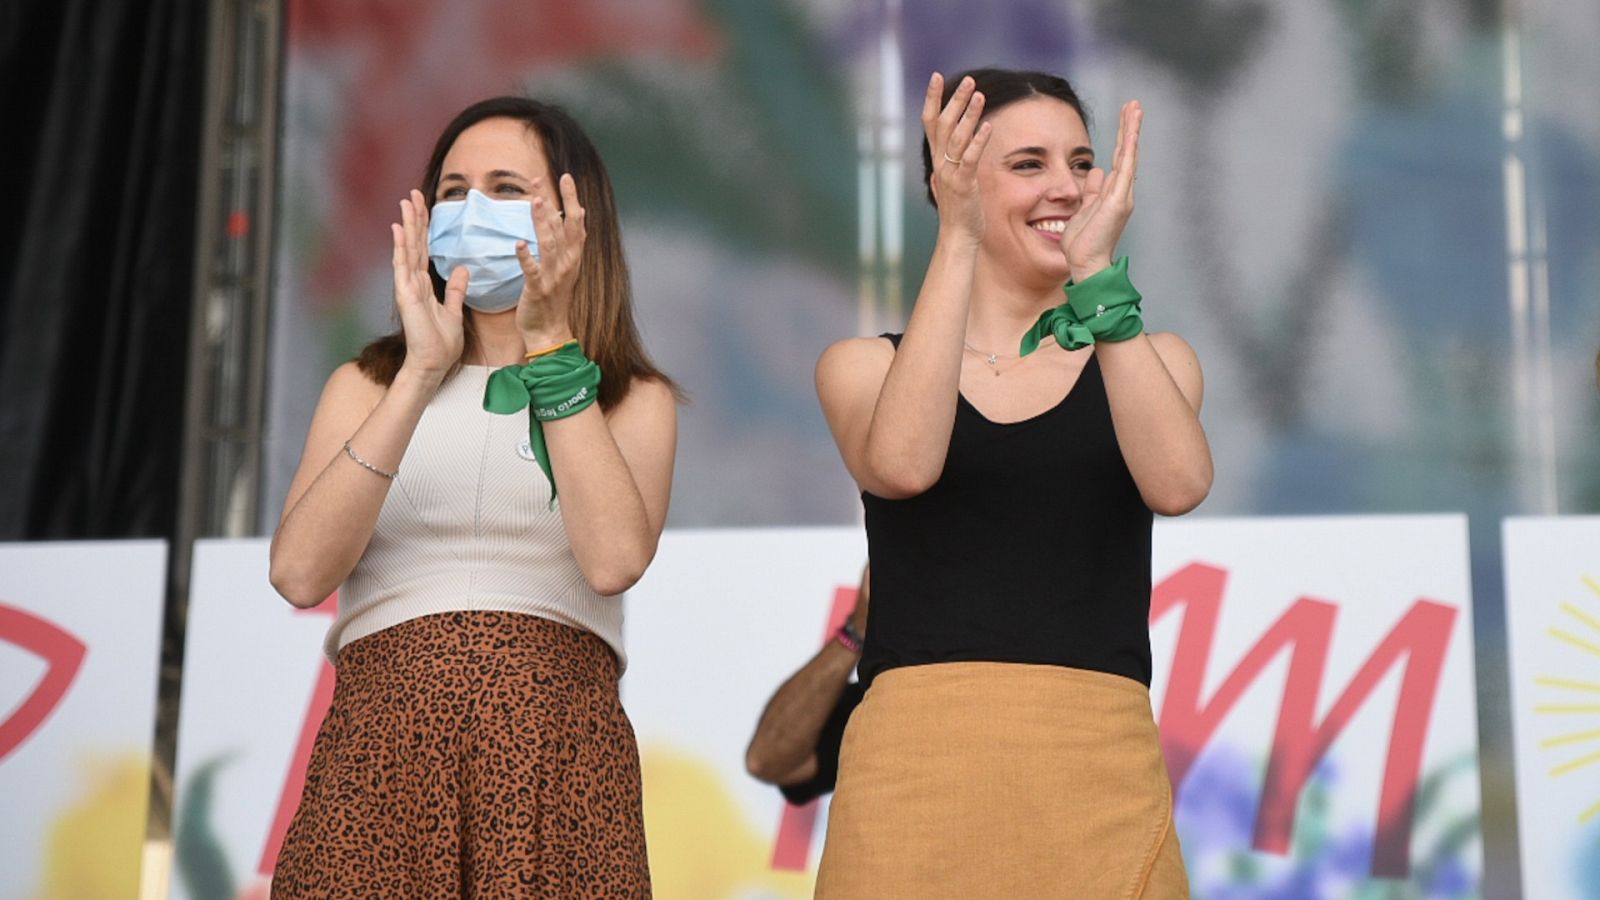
318, 360, 387, 417
632, 374, 681, 404
815, 335, 896, 389
325, 359, 386, 397
608, 375, 680, 427
1146, 331, 1200, 367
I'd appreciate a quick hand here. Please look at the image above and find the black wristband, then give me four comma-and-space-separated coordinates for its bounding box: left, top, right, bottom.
835, 620, 864, 654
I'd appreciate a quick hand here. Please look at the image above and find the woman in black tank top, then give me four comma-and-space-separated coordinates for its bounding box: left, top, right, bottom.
812, 68, 1212, 898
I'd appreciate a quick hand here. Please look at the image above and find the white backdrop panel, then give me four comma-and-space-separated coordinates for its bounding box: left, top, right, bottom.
0, 540, 166, 899
1503, 516, 1600, 900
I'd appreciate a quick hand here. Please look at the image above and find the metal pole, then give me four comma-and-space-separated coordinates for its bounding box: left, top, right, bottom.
1500, 1, 1559, 515
159, 0, 282, 849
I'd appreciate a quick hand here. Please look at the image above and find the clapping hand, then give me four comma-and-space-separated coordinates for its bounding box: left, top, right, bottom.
391, 188, 467, 379
1060, 100, 1141, 282
515, 173, 587, 346
922, 73, 994, 247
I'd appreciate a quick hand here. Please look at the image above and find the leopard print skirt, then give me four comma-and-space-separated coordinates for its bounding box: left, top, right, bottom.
271, 611, 651, 898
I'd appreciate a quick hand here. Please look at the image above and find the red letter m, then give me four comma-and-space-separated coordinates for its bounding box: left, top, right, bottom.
1152, 563, 1458, 878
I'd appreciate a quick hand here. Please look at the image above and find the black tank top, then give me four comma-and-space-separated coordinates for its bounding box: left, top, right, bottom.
859, 334, 1154, 687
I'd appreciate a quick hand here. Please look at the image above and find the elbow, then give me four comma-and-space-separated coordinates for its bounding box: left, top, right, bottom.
587, 569, 644, 598
1145, 471, 1213, 517
269, 566, 331, 609
863, 452, 940, 500
582, 541, 657, 597
873, 473, 938, 500
745, 744, 782, 785
585, 531, 659, 595
268, 547, 333, 610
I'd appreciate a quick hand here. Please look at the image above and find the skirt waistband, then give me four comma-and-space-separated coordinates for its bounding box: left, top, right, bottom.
335, 610, 619, 685
868, 659, 1151, 700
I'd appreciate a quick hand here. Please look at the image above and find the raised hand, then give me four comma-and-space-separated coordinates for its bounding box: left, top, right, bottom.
922, 73, 994, 246
1060, 100, 1141, 282
515, 173, 586, 347
391, 188, 466, 379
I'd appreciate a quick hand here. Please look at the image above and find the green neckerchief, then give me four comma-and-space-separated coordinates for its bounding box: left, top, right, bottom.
1019, 256, 1144, 356
482, 341, 602, 504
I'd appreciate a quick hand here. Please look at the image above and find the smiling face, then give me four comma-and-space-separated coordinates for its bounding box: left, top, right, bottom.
973, 95, 1094, 288
432, 116, 559, 209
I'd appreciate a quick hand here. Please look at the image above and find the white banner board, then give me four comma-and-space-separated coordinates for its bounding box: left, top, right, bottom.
1503, 516, 1600, 900
626, 517, 1483, 898
0, 540, 166, 900
171, 538, 333, 900
1149, 516, 1481, 897
625, 527, 869, 897
174, 518, 1482, 898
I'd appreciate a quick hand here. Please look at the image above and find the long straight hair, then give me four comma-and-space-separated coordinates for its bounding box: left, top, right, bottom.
356, 96, 678, 409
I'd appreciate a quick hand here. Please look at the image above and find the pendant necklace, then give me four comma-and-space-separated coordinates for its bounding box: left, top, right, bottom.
963, 341, 1018, 375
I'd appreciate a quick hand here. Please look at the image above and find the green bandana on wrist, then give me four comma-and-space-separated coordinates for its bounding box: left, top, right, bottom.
1019, 256, 1144, 356
482, 342, 602, 503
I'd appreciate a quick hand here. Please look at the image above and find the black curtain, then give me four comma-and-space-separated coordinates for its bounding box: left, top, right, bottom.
0, 0, 208, 540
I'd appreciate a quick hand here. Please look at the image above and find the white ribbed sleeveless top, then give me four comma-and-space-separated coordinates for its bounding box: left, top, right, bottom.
325, 364, 623, 668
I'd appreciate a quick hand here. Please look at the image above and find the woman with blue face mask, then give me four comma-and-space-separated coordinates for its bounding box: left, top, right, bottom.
267, 96, 677, 897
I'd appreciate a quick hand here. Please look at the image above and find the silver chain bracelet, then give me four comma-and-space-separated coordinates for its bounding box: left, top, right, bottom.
343, 440, 397, 479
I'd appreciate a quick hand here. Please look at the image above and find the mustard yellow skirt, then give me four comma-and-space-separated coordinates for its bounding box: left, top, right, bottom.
814, 662, 1188, 899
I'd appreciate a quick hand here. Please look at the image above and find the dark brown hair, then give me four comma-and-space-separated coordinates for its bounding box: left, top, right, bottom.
921, 67, 1090, 207
356, 96, 678, 408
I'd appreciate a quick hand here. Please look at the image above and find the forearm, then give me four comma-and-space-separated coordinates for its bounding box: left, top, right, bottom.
1096, 336, 1213, 515
269, 368, 438, 607
746, 642, 859, 783
863, 239, 977, 496
542, 407, 658, 596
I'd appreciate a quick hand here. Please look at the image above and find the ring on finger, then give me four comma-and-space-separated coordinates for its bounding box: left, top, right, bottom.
942, 152, 961, 166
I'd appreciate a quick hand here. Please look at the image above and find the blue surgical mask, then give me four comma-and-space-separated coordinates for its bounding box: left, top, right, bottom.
427, 189, 539, 313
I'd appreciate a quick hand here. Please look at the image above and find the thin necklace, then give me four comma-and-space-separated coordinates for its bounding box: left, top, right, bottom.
966, 341, 1017, 369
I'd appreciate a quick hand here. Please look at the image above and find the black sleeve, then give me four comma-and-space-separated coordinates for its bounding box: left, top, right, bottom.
778, 681, 867, 806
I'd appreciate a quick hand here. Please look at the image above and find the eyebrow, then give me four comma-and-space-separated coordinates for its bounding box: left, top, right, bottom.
438, 169, 532, 183
1004, 145, 1094, 160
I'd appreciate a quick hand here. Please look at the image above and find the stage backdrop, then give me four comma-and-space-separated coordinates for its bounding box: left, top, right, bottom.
267, 0, 1600, 531
1503, 516, 1600, 900
265, 6, 1600, 894
0, 541, 167, 900
172, 516, 1480, 897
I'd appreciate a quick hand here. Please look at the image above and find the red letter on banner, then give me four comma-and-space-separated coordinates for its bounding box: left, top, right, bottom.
1151, 562, 1457, 878
0, 604, 88, 764
258, 592, 338, 875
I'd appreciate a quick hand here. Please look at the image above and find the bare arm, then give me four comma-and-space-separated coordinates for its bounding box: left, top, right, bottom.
745, 641, 860, 785
269, 191, 466, 608
1097, 332, 1212, 515
1059, 103, 1210, 514
542, 378, 677, 596
817, 73, 993, 499
268, 364, 435, 607
746, 567, 871, 784
514, 175, 677, 596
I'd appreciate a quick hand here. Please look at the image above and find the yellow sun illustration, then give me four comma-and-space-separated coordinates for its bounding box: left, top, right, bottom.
1535, 574, 1600, 825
